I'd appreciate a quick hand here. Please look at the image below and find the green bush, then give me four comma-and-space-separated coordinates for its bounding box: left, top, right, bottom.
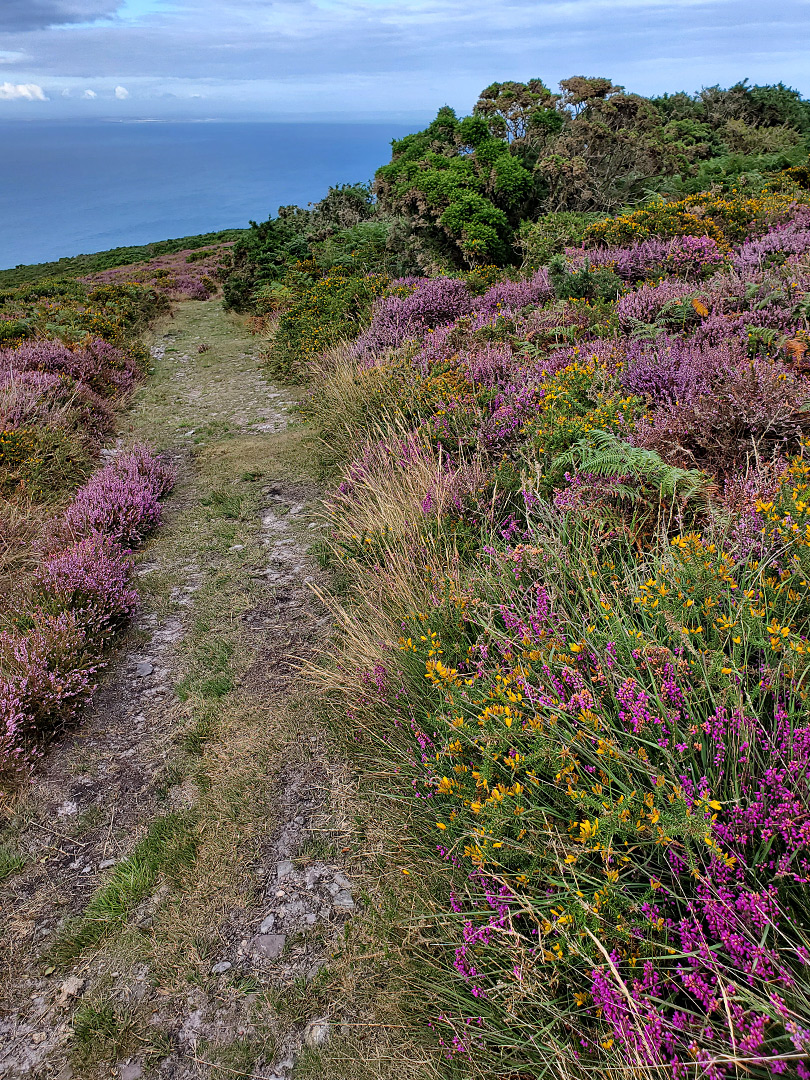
519, 212, 608, 268
548, 254, 624, 302
267, 269, 389, 381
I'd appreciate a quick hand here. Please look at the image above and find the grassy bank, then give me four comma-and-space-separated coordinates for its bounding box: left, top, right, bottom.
300, 186, 810, 1077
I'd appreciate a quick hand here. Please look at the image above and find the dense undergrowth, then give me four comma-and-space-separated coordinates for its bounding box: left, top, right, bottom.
0, 273, 178, 794
280, 168, 810, 1076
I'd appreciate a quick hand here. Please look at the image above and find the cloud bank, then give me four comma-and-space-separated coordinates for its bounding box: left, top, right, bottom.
0, 0, 808, 119
0, 0, 120, 32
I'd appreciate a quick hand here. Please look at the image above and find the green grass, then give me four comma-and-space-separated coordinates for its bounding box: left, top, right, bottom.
201, 488, 249, 520
72, 1000, 136, 1060
72, 997, 171, 1068
0, 229, 247, 286
52, 812, 198, 961
0, 843, 25, 884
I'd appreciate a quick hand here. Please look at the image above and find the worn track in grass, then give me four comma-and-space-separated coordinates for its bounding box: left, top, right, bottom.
0, 302, 436, 1080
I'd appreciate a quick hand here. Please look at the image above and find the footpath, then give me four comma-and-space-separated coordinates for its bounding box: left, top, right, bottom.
0, 302, 434, 1080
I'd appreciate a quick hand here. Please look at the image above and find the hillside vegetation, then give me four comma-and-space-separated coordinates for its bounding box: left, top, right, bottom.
0, 228, 245, 288
2, 71, 810, 1079
216, 75, 810, 1078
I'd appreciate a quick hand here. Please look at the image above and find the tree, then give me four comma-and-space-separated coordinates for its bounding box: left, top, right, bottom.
538, 77, 677, 211
473, 79, 563, 147
374, 104, 542, 268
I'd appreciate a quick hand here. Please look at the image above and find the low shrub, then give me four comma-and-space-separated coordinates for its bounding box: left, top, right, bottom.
306, 192, 810, 1076
62, 444, 175, 547
268, 270, 391, 380
0, 445, 174, 785
36, 533, 139, 639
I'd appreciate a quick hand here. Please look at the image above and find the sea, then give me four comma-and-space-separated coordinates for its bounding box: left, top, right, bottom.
0, 120, 416, 270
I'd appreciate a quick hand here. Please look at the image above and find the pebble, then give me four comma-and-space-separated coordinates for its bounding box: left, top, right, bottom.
259, 913, 275, 933
135, 662, 154, 678
210, 961, 232, 975
277, 860, 294, 880
99, 859, 116, 870
332, 890, 355, 913
303, 1018, 331, 1049
251, 933, 286, 960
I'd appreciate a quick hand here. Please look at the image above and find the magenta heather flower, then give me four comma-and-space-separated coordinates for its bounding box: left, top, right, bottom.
571, 234, 725, 282
0, 338, 140, 398
36, 533, 139, 638
62, 444, 175, 547
0, 610, 99, 743
355, 276, 475, 356
473, 270, 552, 316
616, 279, 700, 326
732, 219, 810, 273
0, 368, 113, 438
0, 446, 174, 775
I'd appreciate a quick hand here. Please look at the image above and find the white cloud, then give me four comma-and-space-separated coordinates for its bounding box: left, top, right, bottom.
0, 81, 47, 100
82, 87, 96, 98
114, 84, 129, 98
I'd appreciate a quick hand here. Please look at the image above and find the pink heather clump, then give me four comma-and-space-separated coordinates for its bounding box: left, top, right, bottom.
473, 270, 553, 316
620, 335, 744, 404
0, 610, 98, 743
732, 219, 810, 272
36, 533, 139, 637
0, 338, 139, 399
62, 444, 176, 547
572, 234, 725, 281
355, 276, 475, 356
616, 279, 700, 325
0, 368, 113, 437
1, 445, 173, 776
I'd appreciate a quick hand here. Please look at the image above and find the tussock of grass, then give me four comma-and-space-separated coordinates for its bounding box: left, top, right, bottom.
72, 996, 171, 1068
0, 843, 24, 884
52, 812, 198, 961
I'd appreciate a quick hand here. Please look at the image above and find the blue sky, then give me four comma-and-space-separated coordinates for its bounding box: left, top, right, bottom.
1, 0, 809, 121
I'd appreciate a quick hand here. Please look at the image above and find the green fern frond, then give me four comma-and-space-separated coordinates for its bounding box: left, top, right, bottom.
553, 430, 711, 502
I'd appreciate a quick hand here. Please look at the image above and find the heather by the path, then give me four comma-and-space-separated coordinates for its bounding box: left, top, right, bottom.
0, 303, 439, 1080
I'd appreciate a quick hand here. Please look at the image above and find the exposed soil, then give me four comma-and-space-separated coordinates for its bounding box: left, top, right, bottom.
0, 302, 363, 1080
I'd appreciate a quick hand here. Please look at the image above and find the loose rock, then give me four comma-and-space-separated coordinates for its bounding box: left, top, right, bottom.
251, 933, 286, 960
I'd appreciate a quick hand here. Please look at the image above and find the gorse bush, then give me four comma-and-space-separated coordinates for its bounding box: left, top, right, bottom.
0, 279, 165, 505
303, 171, 810, 1076
267, 267, 392, 381
218, 80, 810, 312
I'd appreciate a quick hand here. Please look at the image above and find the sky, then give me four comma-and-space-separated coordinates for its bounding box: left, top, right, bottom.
0, 0, 809, 122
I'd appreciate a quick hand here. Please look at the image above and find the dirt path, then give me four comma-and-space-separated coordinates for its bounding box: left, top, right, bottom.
0, 302, 401, 1080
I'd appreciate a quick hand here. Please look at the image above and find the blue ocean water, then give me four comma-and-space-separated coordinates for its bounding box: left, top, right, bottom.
0, 121, 415, 270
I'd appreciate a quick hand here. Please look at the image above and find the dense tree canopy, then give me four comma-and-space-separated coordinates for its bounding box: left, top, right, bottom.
222, 75, 810, 306
373, 75, 810, 268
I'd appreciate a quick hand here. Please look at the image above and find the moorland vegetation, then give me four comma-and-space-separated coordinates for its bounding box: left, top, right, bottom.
219, 75, 810, 1078
3, 71, 810, 1078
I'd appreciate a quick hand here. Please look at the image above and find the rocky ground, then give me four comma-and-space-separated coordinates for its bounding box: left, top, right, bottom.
0, 303, 432, 1080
